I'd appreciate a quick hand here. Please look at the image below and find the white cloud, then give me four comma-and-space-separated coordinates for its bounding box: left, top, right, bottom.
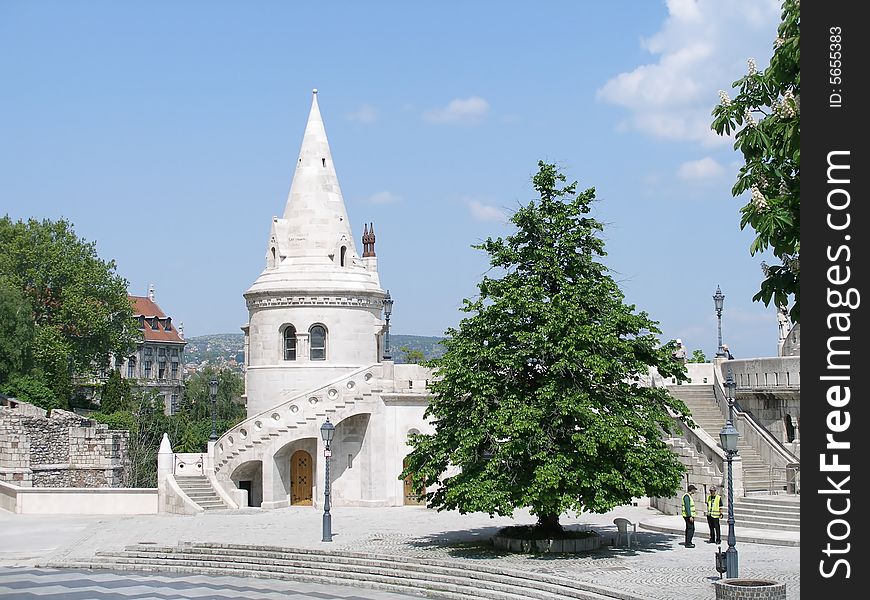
469, 200, 506, 222
424, 97, 490, 124
597, 0, 780, 145
367, 191, 401, 205
677, 157, 724, 181
346, 104, 377, 123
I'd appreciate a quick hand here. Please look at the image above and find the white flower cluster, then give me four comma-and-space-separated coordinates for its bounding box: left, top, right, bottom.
718, 90, 731, 106
751, 186, 768, 211
775, 89, 799, 118
774, 36, 785, 48
779, 181, 789, 196
760, 261, 771, 277
747, 58, 758, 76
783, 254, 799, 275
744, 109, 756, 127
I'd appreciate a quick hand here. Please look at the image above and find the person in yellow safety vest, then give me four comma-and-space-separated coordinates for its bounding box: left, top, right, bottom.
681, 484, 697, 547
706, 485, 722, 544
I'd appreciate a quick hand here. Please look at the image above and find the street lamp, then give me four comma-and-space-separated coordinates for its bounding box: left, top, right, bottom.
208, 377, 219, 441
713, 285, 726, 358
383, 290, 394, 361
320, 418, 336, 542
719, 368, 739, 578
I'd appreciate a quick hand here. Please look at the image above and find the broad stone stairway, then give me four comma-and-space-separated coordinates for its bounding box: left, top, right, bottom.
668, 385, 799, 533
668, 385, 788, 493
175, 476, 229, 510
47, 542, 647, 600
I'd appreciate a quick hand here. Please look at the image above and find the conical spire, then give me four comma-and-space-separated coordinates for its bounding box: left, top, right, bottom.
246, 89, 383, 295
281, 89, 357, 260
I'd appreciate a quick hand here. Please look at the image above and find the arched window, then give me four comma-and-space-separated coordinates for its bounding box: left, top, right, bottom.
309, 325, 327, 361
283, 326, 297, 361
340, 246, 347, 267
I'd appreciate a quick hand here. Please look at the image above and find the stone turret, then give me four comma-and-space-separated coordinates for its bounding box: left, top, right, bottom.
242, 90, 388, 416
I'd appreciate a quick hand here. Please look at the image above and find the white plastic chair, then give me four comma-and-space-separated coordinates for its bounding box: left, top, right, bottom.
613, 518, 637, 548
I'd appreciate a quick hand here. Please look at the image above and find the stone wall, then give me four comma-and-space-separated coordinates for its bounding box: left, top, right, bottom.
0, 402, 129, 488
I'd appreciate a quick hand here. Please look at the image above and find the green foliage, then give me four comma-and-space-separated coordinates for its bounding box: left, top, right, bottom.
90, 369, 247, 486
1, 373, 63, 411
0, 216, 138, 398
688, 349, 707, 363
710, 0, 800, 322
99, 370, 134, 414
0, 278, 35, 383
402, 161, 692, 529
399, 345, 426, 365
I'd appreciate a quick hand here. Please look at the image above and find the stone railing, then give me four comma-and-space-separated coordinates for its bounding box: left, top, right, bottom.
212, 363, 382, 476
726, 357, 800, 388
713, 362, 799, 494
174, 453, 206, 476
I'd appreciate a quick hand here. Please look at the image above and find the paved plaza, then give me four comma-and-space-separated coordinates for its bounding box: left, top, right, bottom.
0, 503, 799, 600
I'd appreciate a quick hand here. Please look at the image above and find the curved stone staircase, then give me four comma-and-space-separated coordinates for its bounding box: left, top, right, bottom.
214, 364, 381, 480
44, 542, 648, 600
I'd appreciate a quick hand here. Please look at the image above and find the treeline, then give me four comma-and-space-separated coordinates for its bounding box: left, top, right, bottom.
0, 216, 137, 410
90, 368, 246, 487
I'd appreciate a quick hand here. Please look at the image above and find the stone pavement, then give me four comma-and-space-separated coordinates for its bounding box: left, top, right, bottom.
0, 503, 800, 600
0, 567, 423, 599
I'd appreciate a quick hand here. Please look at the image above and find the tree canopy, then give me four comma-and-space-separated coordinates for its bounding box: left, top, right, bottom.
711, 0, 800, 322
402, 161, 692, 531
0, 216, 138, 406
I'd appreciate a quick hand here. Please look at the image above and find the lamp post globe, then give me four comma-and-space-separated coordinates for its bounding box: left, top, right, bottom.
208, 377, 219, 441
320, 418, 336, 542
713, 285, 726, 358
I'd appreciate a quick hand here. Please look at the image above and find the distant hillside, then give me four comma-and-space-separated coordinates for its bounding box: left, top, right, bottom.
391, 334, 446, 363
184, 333, 446, 366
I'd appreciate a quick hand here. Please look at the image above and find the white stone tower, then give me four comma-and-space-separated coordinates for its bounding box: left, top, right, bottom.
242, 90, 387, 416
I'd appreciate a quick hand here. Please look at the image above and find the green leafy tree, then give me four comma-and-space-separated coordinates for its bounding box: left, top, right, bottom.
711, 0, 800, 322
0, 216, 138, 399
0, 278, 35, 383
99, 369, 133, 414
1, 374, 61, 411
399, 345, 426, 365
402, 161, 692, 533
688, 349, 707, 363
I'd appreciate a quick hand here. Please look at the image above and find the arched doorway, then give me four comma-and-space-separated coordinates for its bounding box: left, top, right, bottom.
403, 456, 425, 506
291, 450, 313, 505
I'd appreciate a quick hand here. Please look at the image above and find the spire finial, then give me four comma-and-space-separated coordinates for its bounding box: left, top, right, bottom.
312, 88, 318, 95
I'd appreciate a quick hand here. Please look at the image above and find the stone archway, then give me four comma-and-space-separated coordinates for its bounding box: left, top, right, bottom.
290, 449, 313, 506
230, 460, 263, 507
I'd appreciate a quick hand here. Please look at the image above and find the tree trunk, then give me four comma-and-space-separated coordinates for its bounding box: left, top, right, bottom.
536, 513, 563, 534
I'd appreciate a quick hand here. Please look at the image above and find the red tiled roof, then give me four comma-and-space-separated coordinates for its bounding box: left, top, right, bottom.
128, 295, 185, 344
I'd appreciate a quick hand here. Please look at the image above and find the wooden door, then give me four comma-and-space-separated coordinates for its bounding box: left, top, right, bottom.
403, 457, 425, 505
291, 450, 313, 506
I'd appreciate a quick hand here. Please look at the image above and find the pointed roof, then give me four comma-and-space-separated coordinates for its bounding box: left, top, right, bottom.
246, 90, 382, 296
280, 89, 357, 259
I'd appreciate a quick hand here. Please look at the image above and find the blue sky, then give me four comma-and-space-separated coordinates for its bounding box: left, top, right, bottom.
0, 0, 786, 359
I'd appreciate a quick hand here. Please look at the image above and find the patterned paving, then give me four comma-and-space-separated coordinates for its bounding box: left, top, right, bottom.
0, 568, 425, 600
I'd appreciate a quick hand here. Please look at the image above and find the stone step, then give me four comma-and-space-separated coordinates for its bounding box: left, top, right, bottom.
48, 544, 629, 600
735, 496, 800, 508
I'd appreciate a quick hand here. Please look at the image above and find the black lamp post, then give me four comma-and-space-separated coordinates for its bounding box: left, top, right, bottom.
320, 418, 335, 542
208, 377, 219, 441
713, 285, 726, 358
383, 290, 394, 361
719, 368, 739, 578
